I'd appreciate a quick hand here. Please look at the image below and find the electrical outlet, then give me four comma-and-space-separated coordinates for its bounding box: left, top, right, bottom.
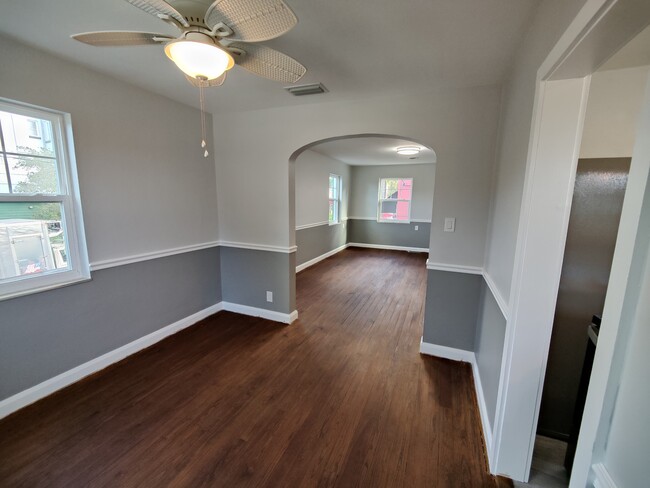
266, 291, 273, 303
414, 225, 419, 231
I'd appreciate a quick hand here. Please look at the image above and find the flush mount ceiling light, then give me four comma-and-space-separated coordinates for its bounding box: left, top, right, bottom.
396, 146, 421, 156
164, 33, 234, 80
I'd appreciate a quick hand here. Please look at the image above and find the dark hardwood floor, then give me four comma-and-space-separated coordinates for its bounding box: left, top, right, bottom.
0, 248, 506, 487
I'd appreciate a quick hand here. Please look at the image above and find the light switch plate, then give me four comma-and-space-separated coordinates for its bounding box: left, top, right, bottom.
266, 291, 273, 302
444, 218, 456, 232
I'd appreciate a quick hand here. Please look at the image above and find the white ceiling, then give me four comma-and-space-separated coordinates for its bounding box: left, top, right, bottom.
599, 24, 650, 72
311, 136, 436, 166
0, 0, 540, 114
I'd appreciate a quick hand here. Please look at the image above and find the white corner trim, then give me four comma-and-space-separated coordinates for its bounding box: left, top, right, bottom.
348, 242, 428, 253
90, 241, 220, 271
592, 464, 618, 488
296, 221, 329, 231
419, 338, 494, 472
0, 302, 224, 420
219, 241, 297, 253
482, 272, 510, 321
296, 244, 349, 272
426, 259, 482, 275
221, 302, 297, 324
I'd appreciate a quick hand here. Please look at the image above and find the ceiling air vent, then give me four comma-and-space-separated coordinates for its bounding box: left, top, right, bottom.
285, 83, 328, 96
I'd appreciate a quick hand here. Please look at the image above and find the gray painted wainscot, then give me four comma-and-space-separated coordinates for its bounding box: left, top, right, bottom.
348, 219, 431, 250
0, 247, 222, 401
420, 261, 509, 471
296, 219, 430, 270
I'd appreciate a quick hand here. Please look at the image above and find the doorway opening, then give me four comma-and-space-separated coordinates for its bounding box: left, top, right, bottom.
289, 134, 436, 276
495, 6, 650, 483
529, 31, 649, 487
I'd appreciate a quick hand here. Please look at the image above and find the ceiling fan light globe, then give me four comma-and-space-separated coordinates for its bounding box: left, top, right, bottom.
164, 39, 234, 80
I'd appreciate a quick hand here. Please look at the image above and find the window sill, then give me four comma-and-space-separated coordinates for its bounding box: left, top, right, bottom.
377, 220, 412, 224
0, 271, 91, 302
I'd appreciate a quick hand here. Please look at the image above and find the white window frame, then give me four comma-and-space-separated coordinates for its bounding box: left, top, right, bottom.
0, 98, 89, 300
377, 177, 413, 223
329, 173, 341, 225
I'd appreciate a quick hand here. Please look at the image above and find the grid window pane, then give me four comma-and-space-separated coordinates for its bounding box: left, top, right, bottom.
6, 156, 59, 194
329, 174, 340, 223
0, 111, 55, 156
378, 178, 413, 222
0, 202, 70, 281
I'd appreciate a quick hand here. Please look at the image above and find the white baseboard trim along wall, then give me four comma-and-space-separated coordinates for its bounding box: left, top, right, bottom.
296, 243, 430, 273
221, 302, 298, 325
0, 303, 222, 420
419, 338, 495, 472
347, 242, 429, 253
0, 301, 299, 420
296, 244, 349, 272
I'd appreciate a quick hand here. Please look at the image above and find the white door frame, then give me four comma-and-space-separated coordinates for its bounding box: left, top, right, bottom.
490, 0, 650, 482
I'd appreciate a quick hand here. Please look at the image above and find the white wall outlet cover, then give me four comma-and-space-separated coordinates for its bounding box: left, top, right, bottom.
444, 218, 456, 232
266, 291, 273, 302
414, 225, 419, 230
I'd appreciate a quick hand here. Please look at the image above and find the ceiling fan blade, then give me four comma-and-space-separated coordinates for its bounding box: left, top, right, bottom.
205, 0, 297, 42
229, 42, 305, 83
124, 0, 189, 28
184, 72, 227, 87
72, 31, 174, 46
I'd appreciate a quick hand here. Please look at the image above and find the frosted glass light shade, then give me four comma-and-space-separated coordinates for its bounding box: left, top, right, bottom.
396, 146, 421, 156
165, 38, 234, 80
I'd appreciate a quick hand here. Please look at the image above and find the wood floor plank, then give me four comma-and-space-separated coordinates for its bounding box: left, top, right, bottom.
0, 248, 503, 487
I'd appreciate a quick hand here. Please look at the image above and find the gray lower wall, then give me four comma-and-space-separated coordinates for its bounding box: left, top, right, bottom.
296, 222, 347, 267
220, 246, 294, 314
474, 279, 507, 429
348, 219, 430, 249
0, 247, 222, 401
422, 269, 482, 351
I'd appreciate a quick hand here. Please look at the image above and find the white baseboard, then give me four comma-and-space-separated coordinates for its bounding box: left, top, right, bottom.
419, 338, 474, 362
222, 302, 298, 324
296, 244, 349, 272
419, 338, 494, 472
471, 357, 494, 470
592, 463, 618, 488
348, 242, 428, 253
0, 302, 224, 420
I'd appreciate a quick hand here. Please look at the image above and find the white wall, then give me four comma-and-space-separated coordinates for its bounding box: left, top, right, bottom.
349, 163, 435, 221
580, 66, 650, 159
0, 36, 219, 264
482, 0, 589, 300
295, 149, 350, 227
214, 84, 500, 266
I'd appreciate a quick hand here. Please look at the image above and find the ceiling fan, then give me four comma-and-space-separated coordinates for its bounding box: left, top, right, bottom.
72, 0, 306, 157
71, 0, 307, 88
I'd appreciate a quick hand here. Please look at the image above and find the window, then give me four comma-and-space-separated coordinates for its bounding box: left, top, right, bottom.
328, 174, 340, 224
378, 178, 413, 223
0, 99, 89, 300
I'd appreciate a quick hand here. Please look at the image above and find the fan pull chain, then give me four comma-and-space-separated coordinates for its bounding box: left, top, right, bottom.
198, 78, 209, 158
